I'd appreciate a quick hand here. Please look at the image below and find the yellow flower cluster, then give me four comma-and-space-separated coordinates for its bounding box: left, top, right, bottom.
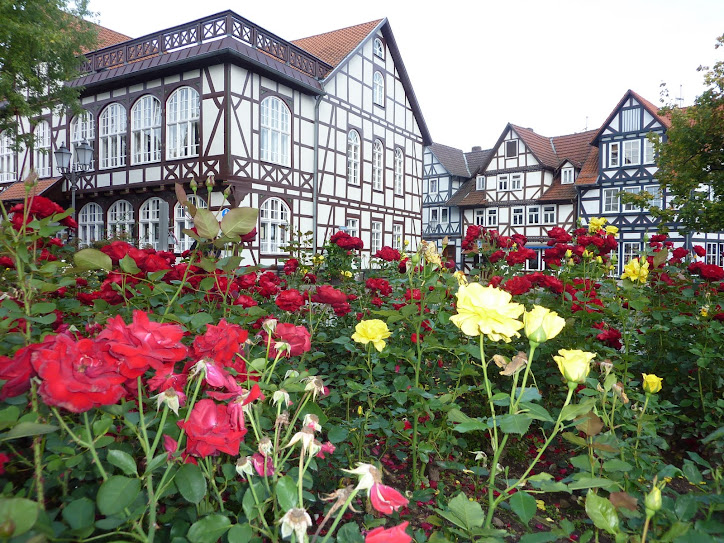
621, 258, 649, 283
352, 319, 391, 352
588, 217, 607, 233
449, 284, 524, 342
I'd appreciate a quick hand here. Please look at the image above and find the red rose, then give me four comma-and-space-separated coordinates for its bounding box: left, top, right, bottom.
234, 295, 258, 308
275, 288, 306, 312
177, 399, 247, 457
699, 264, 724, 281
32, 335, 127, 413
0, 256, 15, 268
303, 273, 317, 284
236, 272, 257, 290
283, 258, 299, 275
506, 248, 536, 266
241, 227, 257, 243
693, 245, 707, 257
365, 522, 412, 543
369, 483, 408, 515
101, 241, 134, 264
311, 285, 347, 305
672, 247, 689, 260
0, 343, 42, 400
650, 234, 667, 242
374, 246, 401, 261
331, 302, 351, 316
503, 275, 533, 296
398, 258, 409, 273
192, 319, 249, 367
366, 278, 392, 296
511, 233, 527, 247
261, 323, 312, 359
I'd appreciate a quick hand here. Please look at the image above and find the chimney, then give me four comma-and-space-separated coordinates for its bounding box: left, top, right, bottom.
471, 146, 482, 151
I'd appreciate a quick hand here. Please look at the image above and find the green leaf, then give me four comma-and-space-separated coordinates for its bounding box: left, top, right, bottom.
0, 498, 39, 536
437, 492, 484, 531
175, 463, 207, 504
452, 420, 490, 433
119, 254, 141, 274
682, 460, 703, 485
276, 476, 298, 511
30, 301, 56, 314
0, 406, 20, 430
569, 477, 617, 491
498, 413, 533, 435
74, 248, 112, 271
519, 533, 562, 543
194, 208, 220, 239
519, 402, 553, 422
221, 207, 259, 237
602, 459, 633, 473
187, 514, 231, 543
62, 497, 95, 530
585, 491, 619, 535
227, 523, 253, 543
0, 422, 58, 441
96, 475, 141, 516
107, 449, 138, 477
336, 522, 364, 543
510, 491, 536, 525
560, 400, 596, 421
327, 425, 349, 444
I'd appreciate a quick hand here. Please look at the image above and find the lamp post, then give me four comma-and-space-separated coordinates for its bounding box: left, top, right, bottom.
54, 140, 93, 223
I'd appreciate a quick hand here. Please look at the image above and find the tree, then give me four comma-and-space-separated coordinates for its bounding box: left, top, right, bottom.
0, 0, 97, 150
655, 34, 724, 233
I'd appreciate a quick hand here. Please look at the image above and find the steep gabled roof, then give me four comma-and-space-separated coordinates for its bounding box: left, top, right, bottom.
510, 124, 559, 169
428, 143, 470, 178
551, 129, 598, 169
575, 147, 600, 185
591, 89, 670, 145
0, 178, 61, 202
446, 177, 486, 207
292, 20, 382, 68
465, 147, 494, 176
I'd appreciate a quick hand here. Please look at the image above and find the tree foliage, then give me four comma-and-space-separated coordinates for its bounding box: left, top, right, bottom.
655, 34, 724, 233
0, 0, 97, 150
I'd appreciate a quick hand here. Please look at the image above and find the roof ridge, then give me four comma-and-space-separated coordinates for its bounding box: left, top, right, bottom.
292, 19, 383, 42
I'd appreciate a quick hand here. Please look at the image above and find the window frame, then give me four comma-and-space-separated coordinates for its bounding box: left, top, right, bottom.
347, 130, 360, 185
345, 217, 359, 238
603, 188, 620, 213
505, 139, 518, 158
392, 223, 403, 251
512, 206, 524, 226
260, 197, 290, 254
131, 95, 162, 165
643, 136, 658, 164
260, 95, 291, 167
621, 107, 641, 132
609, 142, 620, 168
34, 120, 51, 178
498, 174, 509, 191
542, 205, 556, 224
0, 131, 16, 183
621, 242, 641, 268
373, 71, 385, 106
107, 199, 134, 239
510, 173, 522, 190
99, 103, 127, 169
476, 175, 485, 191
372, 139, 383, 191
486, 208, 498, 227
394, 148, 403, 195
166, 86, 200, 160
623, 140, 640, 166
527, 205, 540, 225
78, 202, 104, 246
371, 221, 383, 255
645, 184, 663, 208
373, 37, 385, 59
622, 186, 641, 212
139, 197, 165, 250
429, 178, 438, 194
174, 194, 208, 252
71, 111, 95, 169
475, 209, 485, 226
561, 167, 575, 184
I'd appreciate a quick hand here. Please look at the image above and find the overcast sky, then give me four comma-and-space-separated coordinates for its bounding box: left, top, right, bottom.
89, 0, 724, 152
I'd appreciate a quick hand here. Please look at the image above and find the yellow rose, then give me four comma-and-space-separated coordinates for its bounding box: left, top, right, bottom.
621, 258, 649, 283
524, 306, 566, 345
351, 319, 391, 352
642, 373, 663, 394
453, 270, 468, 286
588, 217, 607, 233
605, 225, 619, 236
449, 283, 524, 342
553, 349, 596, 384
341, 270, 353, 278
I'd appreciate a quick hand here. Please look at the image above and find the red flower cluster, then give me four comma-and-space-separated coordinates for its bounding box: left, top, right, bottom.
330, 231, 364, 250
9, 196, 77, 230
374, 246, 401, 261
366, 278, 392, 297
689, 261, 724, 282
259, 323, 312, 359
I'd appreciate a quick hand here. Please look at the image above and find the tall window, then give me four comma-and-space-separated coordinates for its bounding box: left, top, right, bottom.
512, 207, 524, 226
347, 130, 360, 185
107, 200, 134, 239
99, 103, 127, 169
646, 184, 663, 208
622, 187, 640, 211
476, 175, 485, 191
392, 223, 402, 250
603, 188, 619, 213
498, 175, 509, 191
486, 208, 498, 227
609, 142, 620, 168
372, 139, 383, 190
543, 205, 555, 224
621, 108, 640, 132
34, 121, 51, 177
78, 202, 103, 245
644, 136, 658, 164
429, 178, 438, 193
621, 242, 640, 267
167, 86, 200, 159
623, 140, 640, 165
345, 218, 359, 238
511, 173, 522, 190
174, 195, 207, 252
528, 206, 540, 225
475, 209, 485, 226
371, 221, 382, 254
505, 140, 518, 158
132, 95, 161, 164
139, 197, 164, 250
260, 96, 291, 166
373, 71, 385, 106
373, 38, 384, 59
71, 111, 94, 168
260, 197, 289, 253
429, 208, 439, 228
394, 148, 403, 195
0, 131, 16, 183
562, 167, 574, 184
441, 208, 449, 224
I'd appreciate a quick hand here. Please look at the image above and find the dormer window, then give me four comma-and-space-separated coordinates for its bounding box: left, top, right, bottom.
505, 140, 518, 158
373, 38, 384, 59
562, 167, 575, 184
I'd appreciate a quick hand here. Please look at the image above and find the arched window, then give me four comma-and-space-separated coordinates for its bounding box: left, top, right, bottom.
394, 148, 403, 195
0, 131, 16, 184
373, 38, 384, 59
373, 71, 385, 106
167, 86, 200, 159
78, 202, 103, 245
131, 95, 161, 164
372, 139, 383, 191
99, 103, 127, 169
34, 121, 51, 177
260, 197, 289, 254
260, 96, 291, 166
139, 197, 164, 250
174, 195, 207, 253
107, 200, 134, 239
347, 130, 360, 185
71, 111, 94, 168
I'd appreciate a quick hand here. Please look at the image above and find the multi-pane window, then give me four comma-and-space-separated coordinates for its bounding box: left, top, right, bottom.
543, 205, 555, 224
373, 71, 385, 106
526, 250, 543, 271
347, 130, 360, 185
562, 167, 574, 184
167, 86, 200, 159
260, 197, 289, 253
528, 206, 540, 225
132, 95, 161, 164
373, 37, 384, 59
603, 188, 619, 213
609, 142, 620, 168
476, 175, 485, 191
498, 175, 508, 191
441, 207, 449, 224
34, 121, 51, 177
512, 207, 524, 226
511, 174, 522, 190
372, 139, 383, 190
139, 197, 164, 250
487, 208, 498, 227
174, 195, 207, 252
260, 96, 291, 166
371, 221, 382, 254
71, 111, 94, 168
505, 140, 518, 158
394, 148, 403, 195
0, 131, 17, 183
643, 136, 657, 164
99, 103, 127, 169
621, 108, 640, 132
622, 187, 640, 211
705, 243, 724, 266
475, 209, 485, 226
345, 218, 358, 238
392, 223, 402, 251
78, 203, 104, 246
429, 178, 438, 193
623, 140, 640, 165
429, 208, 439, 228
646, 184, 663, 208
621, 242, 640, 267
107, 200, 134, 239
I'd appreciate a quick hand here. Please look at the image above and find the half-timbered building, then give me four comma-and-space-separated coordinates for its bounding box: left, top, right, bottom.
0, 11, 430, 266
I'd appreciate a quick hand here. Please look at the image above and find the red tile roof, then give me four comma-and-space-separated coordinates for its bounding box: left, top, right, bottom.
575, 147, 600, 185
292, 20, 383, 67
91, 23, 132, 51
510, 125, 559, 168
552, 129, 598, 168
539, 178, 577, 201
592, 90, 670, 144
0, 177, 61, 201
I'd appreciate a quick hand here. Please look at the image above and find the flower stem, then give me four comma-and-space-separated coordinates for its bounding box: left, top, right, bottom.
318, 488, 360, 543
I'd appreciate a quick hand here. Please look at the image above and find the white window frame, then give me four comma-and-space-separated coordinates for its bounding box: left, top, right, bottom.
486, 208, 498, 227
603, 188, 619, 213
527, 206, 540, 225
429, 208, 439, 229
475, 209, 485, 226
392, 223, 402, 251
621, 108, 640, 132
562, 167, 575, 184
0, 131, 16, 183
345, 218, 359, 238
441, 207, 449, 224
174, 195, 208, 252
260, 96, 291, 167
511, 173, 522, 190
505, 139, 518, 158
71, 111, 94, 169
166, 86, 200, 160
512, 207, 524, 226
622, 187, 641, 212
476, 175, 485, 191
543, 205, 555, 224
623, 140, 640, 166
394, 148, 403, 195
99, 103, 127, 169
525, 250, 543, 271
347, 130, 360, 185
139, 197, 164, 250
371, 221, 383, 255
373, 38, 384, 59
78, 202, 104, 246
107, 200, 134, 239
131, 95, 161, 165
260, 197, 290, 254
609, 142, 620, 168
34, 120, 51, 178
621, 242, 640, 268
498, 174, 509, 191
373, 71, 385, 106
429, 178, 438, 193
643, 136, 657, 164
372, 139, 383, 190
645, 184, 663, 208
705, 243, 718, 265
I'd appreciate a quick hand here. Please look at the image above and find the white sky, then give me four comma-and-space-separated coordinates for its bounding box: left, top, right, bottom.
89, 0, 724, 153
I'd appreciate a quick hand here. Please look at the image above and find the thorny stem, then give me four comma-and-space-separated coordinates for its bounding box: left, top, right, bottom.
319, 487, 361, 543
30, 381, 45, 509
